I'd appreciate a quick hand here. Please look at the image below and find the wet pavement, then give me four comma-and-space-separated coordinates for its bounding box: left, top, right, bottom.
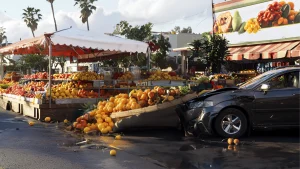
0, 108, 299, 169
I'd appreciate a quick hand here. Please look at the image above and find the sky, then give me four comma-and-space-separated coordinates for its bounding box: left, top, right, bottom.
0, 0, 226, 43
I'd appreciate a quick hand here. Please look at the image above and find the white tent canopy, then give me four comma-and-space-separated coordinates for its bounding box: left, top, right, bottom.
0, 27, 149, 55
50, 28, 149, 53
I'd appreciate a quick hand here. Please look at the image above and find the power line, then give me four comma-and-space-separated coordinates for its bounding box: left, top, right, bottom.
196, 17, 210, 27
152, 10, 208, 25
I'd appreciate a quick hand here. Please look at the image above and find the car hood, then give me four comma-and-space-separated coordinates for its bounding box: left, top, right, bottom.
189, 87, 238, 103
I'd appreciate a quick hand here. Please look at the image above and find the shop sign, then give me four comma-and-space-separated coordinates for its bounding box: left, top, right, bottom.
213, 0, 300, 45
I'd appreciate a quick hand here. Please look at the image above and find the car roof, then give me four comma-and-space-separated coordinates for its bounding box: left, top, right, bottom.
258, 67, 299, 77
275, 65, 300, 70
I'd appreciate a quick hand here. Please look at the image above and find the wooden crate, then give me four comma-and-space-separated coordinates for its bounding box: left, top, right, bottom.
0, 96, 83, 122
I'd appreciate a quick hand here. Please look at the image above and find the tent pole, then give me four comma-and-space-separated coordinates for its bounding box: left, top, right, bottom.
147, 47, 151, 70
48, 38, 52, 108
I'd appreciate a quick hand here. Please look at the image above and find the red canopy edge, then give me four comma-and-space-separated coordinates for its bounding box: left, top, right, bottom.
0, 34, 141, 60
227, 41, 300, 61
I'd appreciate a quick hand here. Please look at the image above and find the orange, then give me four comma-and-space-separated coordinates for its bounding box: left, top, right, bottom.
283, 18, 288, 25
73, 122, 78, 127
105, 117, 112, 123
98, 123, 104, 130
110, 149, 116, 156
109, 97, 115, 102
102, 114, 108, 120
288, 2, 294, 10
115, 135, 121, 140
234, 139, 240, 145
89, 111, 96, 117
227, 138, 233, 145
106, 126, 112, 132
90, 124, 98, 131
103, 122, 109, 128
97, 118, 103, 123
95, 114, 102, 119
101, 128, 109, 134
279, 1, 286, 6
109, 122, 114, 127
288, 14, 295, 21
83, 127, 91, 133
63, 119, 69, 124
29, 121, 35, 126
44, 117, 51, 122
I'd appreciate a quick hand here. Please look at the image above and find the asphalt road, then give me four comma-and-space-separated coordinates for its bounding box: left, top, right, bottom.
0, 109, 299, 169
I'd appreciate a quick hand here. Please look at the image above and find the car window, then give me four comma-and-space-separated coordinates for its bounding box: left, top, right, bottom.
239, 70, 277, 89
265, 71, 299, 90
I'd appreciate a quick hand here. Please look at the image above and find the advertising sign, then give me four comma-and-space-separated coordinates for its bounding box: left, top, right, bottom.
213, 0, 300, 45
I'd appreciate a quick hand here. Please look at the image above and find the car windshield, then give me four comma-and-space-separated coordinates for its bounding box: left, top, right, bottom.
239, 70, 277, 89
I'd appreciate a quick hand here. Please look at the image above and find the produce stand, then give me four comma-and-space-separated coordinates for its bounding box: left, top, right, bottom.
0, 28, 149, 121
232, 70, 257, 84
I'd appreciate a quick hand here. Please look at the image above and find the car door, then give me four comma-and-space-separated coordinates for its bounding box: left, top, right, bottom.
253, 71, 299, 126
288, 87, 300, 125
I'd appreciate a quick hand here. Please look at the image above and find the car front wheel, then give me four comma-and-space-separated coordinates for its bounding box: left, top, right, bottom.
214, 108, 247, 138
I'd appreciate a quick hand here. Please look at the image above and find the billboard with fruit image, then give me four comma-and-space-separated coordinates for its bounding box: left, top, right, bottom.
213, 0, 300, 45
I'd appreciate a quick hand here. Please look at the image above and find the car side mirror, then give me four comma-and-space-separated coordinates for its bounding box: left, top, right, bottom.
260, 84, 270, 93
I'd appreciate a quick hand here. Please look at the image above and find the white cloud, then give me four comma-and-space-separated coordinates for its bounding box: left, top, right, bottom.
0, 0, 226, 43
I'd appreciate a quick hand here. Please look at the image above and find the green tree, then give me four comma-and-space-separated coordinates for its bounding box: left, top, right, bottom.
199, 34, 229, 73
113, 21, 153, 67
22, 7, 43, 37
181, 26, 193, 33
0, 27, 7, 46
20, 54, 48, 72
189, 39, 202, 59
74, 0, 97, 31
47, 0, 58, 31
171, 26, 193, 34
172, 26, 181, 34
116, 21, 153, 41
151, 34, 171, 69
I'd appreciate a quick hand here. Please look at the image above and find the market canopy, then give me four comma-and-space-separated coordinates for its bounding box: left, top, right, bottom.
228, 41, 300, 61
0, 28, 149, 58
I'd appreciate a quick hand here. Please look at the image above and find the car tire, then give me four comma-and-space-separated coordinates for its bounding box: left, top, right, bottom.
214, 108, 247, 138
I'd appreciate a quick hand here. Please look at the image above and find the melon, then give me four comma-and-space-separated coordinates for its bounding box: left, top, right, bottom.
216, 12, 233, 33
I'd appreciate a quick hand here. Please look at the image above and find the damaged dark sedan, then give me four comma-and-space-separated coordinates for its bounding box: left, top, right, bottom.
176, 67, 300, 138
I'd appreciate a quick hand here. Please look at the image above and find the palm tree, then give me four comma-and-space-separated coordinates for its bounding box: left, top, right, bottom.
74, 0, 97, 31
0, 27, 7, 47
47, 0, 58, 31
22, 7, 43, 37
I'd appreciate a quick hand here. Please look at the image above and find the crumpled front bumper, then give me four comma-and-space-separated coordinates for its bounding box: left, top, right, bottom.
176, 105, 216, 136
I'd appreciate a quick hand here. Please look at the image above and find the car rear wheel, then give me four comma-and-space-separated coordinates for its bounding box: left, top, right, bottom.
214, 108, 247, 138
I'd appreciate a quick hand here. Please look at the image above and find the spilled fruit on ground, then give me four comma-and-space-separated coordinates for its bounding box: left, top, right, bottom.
227, 138, 233, 145
234, 139, 240, 145
45, 117, 51, 122
115, 135, 121, 140
64, 119, 69, 124
110, 149, 117, 156
29, 121, 35, 126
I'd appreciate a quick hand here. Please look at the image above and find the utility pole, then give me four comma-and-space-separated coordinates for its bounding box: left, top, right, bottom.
211, 0, 215, 37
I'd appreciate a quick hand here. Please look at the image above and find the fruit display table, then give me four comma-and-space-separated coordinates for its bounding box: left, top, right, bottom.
0, 95, 84, 122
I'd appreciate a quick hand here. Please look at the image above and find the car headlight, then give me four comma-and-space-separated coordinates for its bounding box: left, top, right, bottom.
189, 101, 203, 109
189, 101, 213, 109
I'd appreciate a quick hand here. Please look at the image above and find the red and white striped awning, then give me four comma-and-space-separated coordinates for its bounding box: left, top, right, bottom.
228, 41, 300, 61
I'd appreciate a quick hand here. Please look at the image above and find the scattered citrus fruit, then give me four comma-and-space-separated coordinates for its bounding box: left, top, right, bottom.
234, 139, 240, 145
101, 128, 109, 134
110, 149, 117, 156
115, 135, 121, 140
228, 145, 233, 150
29, 121, 35, 126
64, 119, 69, 124
45, 117, 51, 122
227, 138, 233, 145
